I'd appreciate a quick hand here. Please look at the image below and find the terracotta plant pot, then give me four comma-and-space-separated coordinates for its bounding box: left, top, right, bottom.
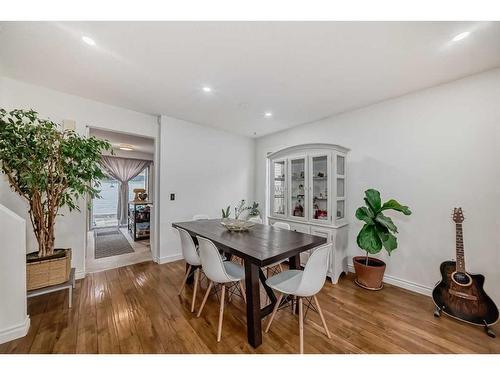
353, 256, 386, 290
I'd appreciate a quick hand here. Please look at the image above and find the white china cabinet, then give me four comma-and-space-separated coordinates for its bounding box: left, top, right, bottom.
267, 143, 349, 283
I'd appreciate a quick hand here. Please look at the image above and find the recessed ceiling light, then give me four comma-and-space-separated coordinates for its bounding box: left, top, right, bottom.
119, 144, 134, 151
202, 86, 212, 93
82, 36, 96, 46
452, 31, 471, 42
264, 112, 273, 118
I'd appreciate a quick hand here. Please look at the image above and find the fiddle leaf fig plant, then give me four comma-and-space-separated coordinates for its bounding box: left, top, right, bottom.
356, 189, 412, 265
0, 108, 111, 258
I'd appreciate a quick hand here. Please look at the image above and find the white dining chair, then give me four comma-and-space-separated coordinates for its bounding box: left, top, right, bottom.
273, 221, 290, 230
196, 236, 246, 342
265, 221, 291, 275
265, 243, 332, 354
193, 214, 209, 220
177, 228, 203, 313
248, 216, 263, 224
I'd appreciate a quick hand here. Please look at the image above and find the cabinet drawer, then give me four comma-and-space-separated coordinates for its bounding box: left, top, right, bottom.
310, 227, 333, 242
289, 222, 310, 234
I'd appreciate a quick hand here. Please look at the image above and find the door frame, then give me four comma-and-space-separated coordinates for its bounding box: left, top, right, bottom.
84, 125, 160, 272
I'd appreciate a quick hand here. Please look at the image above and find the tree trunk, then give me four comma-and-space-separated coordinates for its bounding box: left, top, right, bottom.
30, 196, 55, 258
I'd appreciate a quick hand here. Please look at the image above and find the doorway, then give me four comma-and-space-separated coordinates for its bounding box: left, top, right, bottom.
86, 128, 156, 273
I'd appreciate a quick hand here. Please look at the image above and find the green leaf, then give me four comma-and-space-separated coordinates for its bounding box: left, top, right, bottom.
356, 224, 382, 254
381, 199, 412, 215
375, 212, 398, 233
364, 189, 381, 213
378, 230, 398, 254
0, 108, 111, 255
355, 206, 374, 225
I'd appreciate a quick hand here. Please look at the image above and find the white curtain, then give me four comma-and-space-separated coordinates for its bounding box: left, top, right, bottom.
100, 156, 152, 225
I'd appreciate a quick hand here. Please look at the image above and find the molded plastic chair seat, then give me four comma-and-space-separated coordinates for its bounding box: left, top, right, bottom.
265, 269, 303, 295
248, 216, 263, 224
223, 261, 245, 281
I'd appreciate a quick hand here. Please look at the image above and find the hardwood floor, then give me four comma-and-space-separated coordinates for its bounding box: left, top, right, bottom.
1, 260, 499, 354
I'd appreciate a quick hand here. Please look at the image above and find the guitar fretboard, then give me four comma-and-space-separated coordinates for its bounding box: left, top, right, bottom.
456, 223, 465, 273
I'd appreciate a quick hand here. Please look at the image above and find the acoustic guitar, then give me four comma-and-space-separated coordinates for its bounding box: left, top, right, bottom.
432, 207, 498, 337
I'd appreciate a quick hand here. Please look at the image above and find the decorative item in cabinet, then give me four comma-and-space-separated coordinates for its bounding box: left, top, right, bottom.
128, 201, 152, 241
272, 159, 286, 216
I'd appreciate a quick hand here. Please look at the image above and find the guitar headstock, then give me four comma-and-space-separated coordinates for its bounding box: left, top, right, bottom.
452, 207, 465, 223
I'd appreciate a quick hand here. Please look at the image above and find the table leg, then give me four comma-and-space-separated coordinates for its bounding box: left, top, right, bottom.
186, 236, 199, 284
288, 254, 301, 270
289, 255, 301, 314
244, 261, 262, 348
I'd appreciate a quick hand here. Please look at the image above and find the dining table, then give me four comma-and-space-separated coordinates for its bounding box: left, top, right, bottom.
172, 219, 327, 348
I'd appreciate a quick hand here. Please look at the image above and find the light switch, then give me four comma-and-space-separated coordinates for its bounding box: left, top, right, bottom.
170, 193, 175, 201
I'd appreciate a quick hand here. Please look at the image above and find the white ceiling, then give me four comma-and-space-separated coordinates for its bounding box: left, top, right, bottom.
89, 128, 154, 155
1, 21, 500, 137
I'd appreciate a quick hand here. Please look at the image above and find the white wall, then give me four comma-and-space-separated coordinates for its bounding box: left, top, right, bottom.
256, 68, 500, 302
158, 115, 255, 263
0, 77, 159, 278
0, 204, 29, 344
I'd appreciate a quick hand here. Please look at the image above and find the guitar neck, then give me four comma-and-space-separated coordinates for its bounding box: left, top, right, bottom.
456, 223, 466, 273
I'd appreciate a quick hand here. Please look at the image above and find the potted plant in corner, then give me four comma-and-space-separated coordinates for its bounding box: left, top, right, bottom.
0, 109, 110, 290
354, 189, 412, 290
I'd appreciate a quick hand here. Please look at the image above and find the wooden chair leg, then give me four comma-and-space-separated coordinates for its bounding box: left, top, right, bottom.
178, 264, 192, 295
265, 293, 283, 333
191, 268, 200, 312
313, 295, 331, 339
217, 284, 226, 342
298, 297, 304, 354
239, 280, 246, 304
197, 280, 213, 318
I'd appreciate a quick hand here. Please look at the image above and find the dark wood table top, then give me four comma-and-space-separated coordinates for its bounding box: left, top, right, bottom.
172, 219, 326, 267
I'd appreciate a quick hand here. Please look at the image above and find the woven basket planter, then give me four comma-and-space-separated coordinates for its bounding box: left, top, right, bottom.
26, 248, 71, 291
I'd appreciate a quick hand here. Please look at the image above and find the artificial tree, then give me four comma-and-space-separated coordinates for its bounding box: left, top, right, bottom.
0, 109, 111, 258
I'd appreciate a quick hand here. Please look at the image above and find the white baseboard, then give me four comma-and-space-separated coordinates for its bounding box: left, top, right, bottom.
153, 253, 184, 264
347, 264, 432, 296
75, 270, 86, 280
0, 316, 30, 345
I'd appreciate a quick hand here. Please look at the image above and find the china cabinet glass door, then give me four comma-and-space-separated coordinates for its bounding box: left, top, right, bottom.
289, 156, 307, 220
336, 154, 346, 221
271, 159, 286, 217
310, 154, 331, 223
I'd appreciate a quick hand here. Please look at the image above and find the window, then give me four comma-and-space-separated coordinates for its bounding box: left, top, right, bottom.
92, 166, 149, 228
92, 176, 119, 227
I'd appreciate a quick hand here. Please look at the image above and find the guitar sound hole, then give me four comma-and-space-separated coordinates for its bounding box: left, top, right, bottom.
453, 272, 471, 285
